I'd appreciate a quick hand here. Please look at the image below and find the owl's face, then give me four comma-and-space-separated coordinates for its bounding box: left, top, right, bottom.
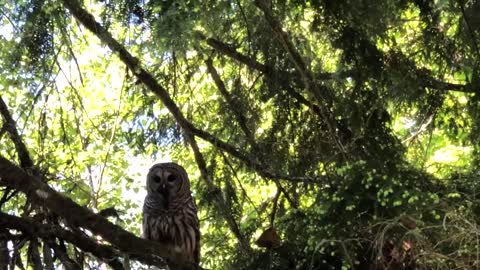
146, 163, 190, 209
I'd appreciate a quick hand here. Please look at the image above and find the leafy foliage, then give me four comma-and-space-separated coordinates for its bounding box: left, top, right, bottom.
1, 0, 480, 269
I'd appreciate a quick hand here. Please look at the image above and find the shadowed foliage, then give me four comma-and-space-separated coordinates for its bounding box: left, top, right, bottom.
1, 0, 480, 269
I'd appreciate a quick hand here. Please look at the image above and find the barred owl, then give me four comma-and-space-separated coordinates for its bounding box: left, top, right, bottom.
142, 163, 200, 268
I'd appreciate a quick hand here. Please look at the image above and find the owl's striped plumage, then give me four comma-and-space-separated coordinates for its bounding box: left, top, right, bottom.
142, 163, 200, 267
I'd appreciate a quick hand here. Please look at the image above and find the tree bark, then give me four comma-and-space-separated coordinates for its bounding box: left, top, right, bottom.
0, 229, 9, 270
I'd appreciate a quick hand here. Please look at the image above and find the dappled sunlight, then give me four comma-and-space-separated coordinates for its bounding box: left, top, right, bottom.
1, 0, 480, 269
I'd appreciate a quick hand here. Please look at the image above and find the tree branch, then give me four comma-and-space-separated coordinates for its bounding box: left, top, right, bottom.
61, 0, 324, 185
206, 59, 299, 208
202, 36, 333, 119
459, 0, 480, 65
206, 58, 255, 143
0, 96, 34, 168
0, 157, 196, 270
48, 241, 82, 270
27, 238, 42, 270
338, 24, 473, 94
0, 229, 9, 270
203, 25, 472, 96
202, 34, 336, 81
42, 242, 55, 270
253, 0, 346, 155
253, 0, 334, 105
184, 132, 252, 252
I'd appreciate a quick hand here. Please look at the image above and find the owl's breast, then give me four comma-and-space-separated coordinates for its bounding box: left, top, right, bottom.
144, 210, 192, 242
143, 206, 199, 260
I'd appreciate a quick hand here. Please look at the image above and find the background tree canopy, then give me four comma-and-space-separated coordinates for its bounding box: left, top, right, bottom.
0, 0, 480, 269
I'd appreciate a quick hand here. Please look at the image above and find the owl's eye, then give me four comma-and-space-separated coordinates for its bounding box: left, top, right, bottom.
167, 174, 176, 182
152, 176, 161, 183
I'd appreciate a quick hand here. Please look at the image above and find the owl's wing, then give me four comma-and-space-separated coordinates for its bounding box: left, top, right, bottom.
142, 213, 151, 239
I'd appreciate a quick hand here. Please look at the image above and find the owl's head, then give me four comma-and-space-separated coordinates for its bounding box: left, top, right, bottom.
146, 162, 191, 208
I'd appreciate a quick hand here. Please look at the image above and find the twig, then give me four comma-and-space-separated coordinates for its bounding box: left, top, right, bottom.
402, 114, 434, 143
96, 73, 125, 201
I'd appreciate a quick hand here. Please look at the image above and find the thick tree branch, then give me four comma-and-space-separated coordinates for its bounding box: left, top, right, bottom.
0, 156, 195, 270
42, 242, 55, 270
0, 96, 34, 168
0, 212, 123, 269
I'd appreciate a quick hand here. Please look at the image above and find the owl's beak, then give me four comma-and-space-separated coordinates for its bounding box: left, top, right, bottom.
157, 184, 169, 198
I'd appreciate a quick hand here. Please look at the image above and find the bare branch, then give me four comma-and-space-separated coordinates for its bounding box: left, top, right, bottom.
203, 35, 335, 80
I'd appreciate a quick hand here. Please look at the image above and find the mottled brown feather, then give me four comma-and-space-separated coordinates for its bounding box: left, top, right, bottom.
142, 163, 200, 267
